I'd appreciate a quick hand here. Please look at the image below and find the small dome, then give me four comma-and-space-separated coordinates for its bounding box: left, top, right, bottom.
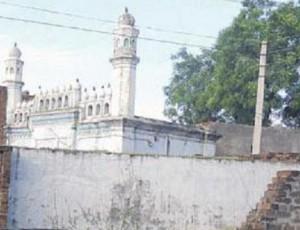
99, 85, 105, 97
74, 78, 82, 90
8, 43, 22, 58
83, 88, 89, 100
106, 83, 112, 97
118, 7, 135, 26
92, 87, 97, 99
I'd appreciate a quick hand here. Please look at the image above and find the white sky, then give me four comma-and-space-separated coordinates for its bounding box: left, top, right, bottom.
0, 0, 245, 120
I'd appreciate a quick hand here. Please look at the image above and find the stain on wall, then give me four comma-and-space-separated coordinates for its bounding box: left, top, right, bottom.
7, 148, 300, 229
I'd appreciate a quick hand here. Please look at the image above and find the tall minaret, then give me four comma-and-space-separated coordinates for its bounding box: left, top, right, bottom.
2, 43, 24, 123
110, 8, 139, 117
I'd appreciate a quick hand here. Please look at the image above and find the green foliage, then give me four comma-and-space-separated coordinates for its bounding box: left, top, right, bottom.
164, 0, 300, 127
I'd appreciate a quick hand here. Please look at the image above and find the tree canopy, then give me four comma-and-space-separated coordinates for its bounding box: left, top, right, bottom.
164, 0, 300, 127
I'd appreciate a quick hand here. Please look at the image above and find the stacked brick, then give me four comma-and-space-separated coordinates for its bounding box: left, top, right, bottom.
0, 147, 11, 229
241, 170, 300, 230
0, 86, 7, 145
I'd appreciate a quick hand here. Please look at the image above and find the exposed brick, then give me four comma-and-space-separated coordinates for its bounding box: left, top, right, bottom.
0, 86, 7, 145
0, 146, 11, 229
240, 170, 300, 230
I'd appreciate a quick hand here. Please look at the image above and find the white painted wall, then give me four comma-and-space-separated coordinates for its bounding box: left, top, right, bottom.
8, 148, 300, 229
8, 116, 215, 156
122, 127, 215, 156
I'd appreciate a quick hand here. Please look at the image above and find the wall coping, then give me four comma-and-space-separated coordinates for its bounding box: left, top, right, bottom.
7, 146, 300, 164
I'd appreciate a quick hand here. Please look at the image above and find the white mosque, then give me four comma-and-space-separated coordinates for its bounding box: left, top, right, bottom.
1, 8, 217, 156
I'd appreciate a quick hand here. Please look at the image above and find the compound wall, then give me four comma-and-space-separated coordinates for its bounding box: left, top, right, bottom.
6, 148, 300, 229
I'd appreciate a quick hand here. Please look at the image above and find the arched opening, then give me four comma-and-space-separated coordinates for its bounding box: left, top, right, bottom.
9, 67, 14, 74
124, 38, 129, 48
19, 113, 23, 122
131, 39, 135, 47
64, 96, 69, 107
96, 104, 101, 115
40, 100, 44, 110
104, 103, 110, 115
51, 98, 56, 109
58, 97, 62, 108
45, 99, 50, 110
88, 105, 93, 116
5, 67, 8, 74
14, 114, 18, 123
24, 113, 29, 123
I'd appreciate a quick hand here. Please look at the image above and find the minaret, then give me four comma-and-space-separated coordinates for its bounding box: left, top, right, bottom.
2, 43, 24, 123
110, 7, 139, 117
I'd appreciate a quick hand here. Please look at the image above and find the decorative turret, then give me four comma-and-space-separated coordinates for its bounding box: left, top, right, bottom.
2, 43, 24, 124
110, 7, 139, 117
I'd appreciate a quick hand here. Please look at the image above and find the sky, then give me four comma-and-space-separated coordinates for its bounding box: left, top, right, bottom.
0, 0, 244, 120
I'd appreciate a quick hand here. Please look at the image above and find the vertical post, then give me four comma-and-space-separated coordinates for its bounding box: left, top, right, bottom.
252, 41, 268, 155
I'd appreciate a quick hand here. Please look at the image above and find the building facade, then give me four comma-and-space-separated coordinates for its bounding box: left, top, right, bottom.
2, 9, 217, 156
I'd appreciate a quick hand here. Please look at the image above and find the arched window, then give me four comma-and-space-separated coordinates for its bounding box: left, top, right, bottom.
14, 114, 18, 123
104, 103, 109, 115
19, 113, 23, 122
51, 98, 56, 109
124, 38, 129, 48
40, 100, 44, 110
9, 67, 14, 74
64, 96, 69, 107
5, 67, 8, 74
130, 39, 135, 47
17, 67, 20, 74
88, 105, 93, 116
58, 97, 62, 108
45, 99, 50, 110
96, 104, 101, 115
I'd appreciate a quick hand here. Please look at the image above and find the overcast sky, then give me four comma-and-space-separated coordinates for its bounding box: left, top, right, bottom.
0, 0, 244, 119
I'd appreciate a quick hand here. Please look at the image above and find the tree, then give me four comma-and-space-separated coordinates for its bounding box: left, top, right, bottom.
164, 0, 300, 127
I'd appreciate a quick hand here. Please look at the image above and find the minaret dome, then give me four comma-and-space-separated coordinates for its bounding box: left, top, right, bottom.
8, 42, 22, 59
118, 7, 135, 26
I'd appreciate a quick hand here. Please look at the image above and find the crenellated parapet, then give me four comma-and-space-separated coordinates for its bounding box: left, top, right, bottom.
80, 84, 112, 121
13, 100, 33, 127
11, 79, 113, 126
32, 79, 82, 113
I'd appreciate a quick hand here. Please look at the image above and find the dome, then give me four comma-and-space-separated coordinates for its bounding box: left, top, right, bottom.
118, 7, 135, 26
8, 42, 22, 58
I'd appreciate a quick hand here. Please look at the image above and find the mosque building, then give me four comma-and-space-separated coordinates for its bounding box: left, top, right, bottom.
2, 8, 217, 156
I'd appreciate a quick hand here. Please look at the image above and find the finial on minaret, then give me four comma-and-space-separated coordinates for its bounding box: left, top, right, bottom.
125, 7, 128, 13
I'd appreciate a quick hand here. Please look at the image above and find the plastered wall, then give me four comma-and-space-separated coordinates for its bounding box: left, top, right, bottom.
7, 148, 300, 229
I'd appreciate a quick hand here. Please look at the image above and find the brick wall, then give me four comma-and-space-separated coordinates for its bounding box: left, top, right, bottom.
0, 146, 11, 228
0, 87, 7, 145
241, 170, 300, 229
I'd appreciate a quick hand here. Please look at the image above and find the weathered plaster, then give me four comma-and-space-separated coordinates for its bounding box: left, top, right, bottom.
7, 148, 300, 229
